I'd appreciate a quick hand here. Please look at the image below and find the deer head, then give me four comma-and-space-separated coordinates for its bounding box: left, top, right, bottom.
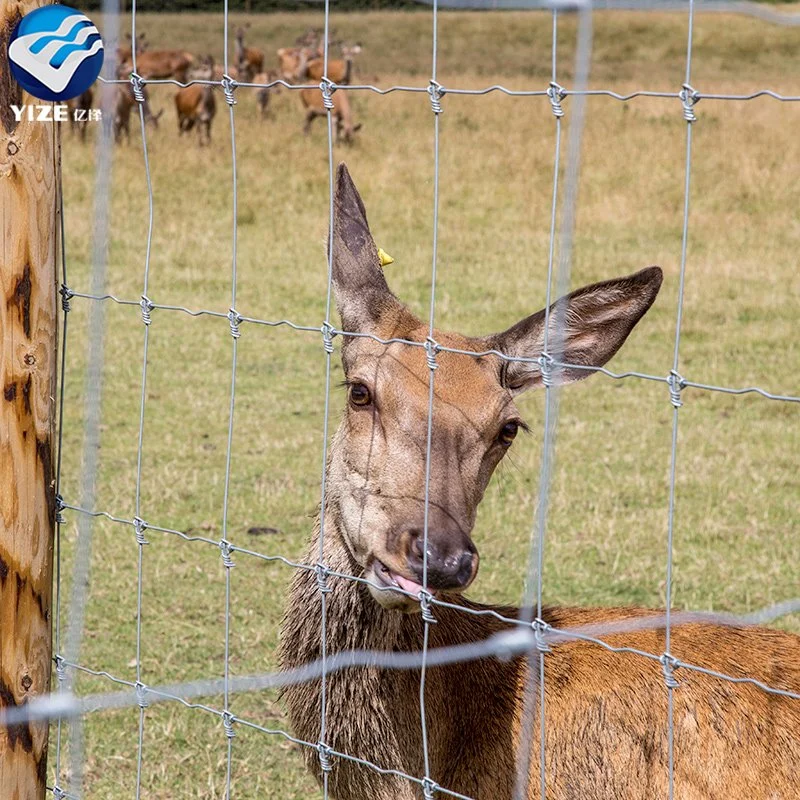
327, 164, 662, 612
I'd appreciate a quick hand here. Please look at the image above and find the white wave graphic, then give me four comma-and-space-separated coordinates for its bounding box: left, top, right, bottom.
9, 13, 103, 94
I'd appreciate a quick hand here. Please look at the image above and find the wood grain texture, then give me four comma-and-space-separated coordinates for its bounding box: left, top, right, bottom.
0, 1, 59, 797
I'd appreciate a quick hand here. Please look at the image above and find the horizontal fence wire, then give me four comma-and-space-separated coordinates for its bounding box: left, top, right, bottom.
34, 0, 800, 798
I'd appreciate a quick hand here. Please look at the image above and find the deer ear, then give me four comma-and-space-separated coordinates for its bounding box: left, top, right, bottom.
486, 267, 663, 394
331, 163, 398, 333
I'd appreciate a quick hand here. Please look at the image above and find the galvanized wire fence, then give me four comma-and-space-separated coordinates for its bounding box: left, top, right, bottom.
27, 0, 800, 798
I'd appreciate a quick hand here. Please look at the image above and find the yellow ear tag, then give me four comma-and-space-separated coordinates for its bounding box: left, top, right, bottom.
377, 248, 395, 268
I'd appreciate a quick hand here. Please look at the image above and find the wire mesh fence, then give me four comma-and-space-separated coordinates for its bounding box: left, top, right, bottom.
20, 0, 799, 798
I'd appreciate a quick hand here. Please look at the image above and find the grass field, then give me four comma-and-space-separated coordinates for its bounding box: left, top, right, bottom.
52, 7, 800, 798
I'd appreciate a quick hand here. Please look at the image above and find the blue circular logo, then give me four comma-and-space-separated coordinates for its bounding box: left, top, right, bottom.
8, 5, 104, 102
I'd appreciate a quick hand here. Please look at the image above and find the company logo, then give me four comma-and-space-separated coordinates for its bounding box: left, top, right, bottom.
8, 5, 104, 103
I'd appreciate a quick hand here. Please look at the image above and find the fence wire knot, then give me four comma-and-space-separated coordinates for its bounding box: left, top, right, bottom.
52, 787, 67, 800
54, 654, 67, 685
679, 84, 700, 123
538, 352, 555, 387
55, 493, 66, 525
428, 80, 445, 114
532, 617, 552, 653
422, 777, 440, 799
140, 295, 154, 326
222, 711, 236, 739
424, 337, 440, 371
59, 284, 73, 313
135, 681, 149, 708
221, 75, 238, 106
321, 321, 337, 354
317, 741, 333, 772
133, 516, 149, 546
228, 308, 242, 339
320, 78, 337, 110
667, 370, 685, 408
130, 72, 146, 103
547, 82, 567, 118
315, 562, 331, 594
219, 539, 235, 569
419, 590, 437, 624
660, 652, 681, 688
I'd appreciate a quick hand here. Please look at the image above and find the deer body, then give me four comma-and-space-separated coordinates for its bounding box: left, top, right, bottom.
300, 88, 361, 144
113, 83, 162, 144
123, 49, 195, 82
280, 165, 800, 800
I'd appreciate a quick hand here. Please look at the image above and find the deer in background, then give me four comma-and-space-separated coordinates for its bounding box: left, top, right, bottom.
116, 31, 147, 67
235, 24, 264, 82
277, 43, 361, 86
174, 58, 216, 145
298, 87, 361, 144
65, 87, 94, 142
120, 48, 196, 83
280, 164, 800, 800
112, 83, 163, 144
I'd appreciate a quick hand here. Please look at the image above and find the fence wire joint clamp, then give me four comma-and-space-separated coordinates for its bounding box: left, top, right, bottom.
55, 493, 66, 525
59, 284, 73, 314
419, 589, 437, 624
428, 80, 445, 114
52, 787, 67, 800
219, 539, 235, 569
320, 78, 337, 110
135, 681, 149, 709
130, 72, 146, 103
660, 652, 681, 688
424, 337, 440, 371
538, 352, 555, 388
140, 295, 154, 326
228, 308, 242, 339
532, 617, 552, 653
54, 654, 67, 685
317, 741, 334, 772
221, 75, 238, 106
321, 322, 337, 354
667, 369, 685, 408
315, 562, 332, 594
679, 84, 700, 123
133, 516, 149, 546
422, 776, 440, 799
222, 710, 236, 739
547, 82, 567, 118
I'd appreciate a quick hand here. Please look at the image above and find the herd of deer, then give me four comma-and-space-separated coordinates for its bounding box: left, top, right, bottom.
64, 27, 364, 147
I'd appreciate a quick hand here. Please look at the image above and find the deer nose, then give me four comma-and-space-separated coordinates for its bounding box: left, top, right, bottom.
406, 528, 479, 591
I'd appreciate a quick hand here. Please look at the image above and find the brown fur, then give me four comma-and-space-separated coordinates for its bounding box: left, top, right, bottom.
235, 26, 264, 83
299, 88, 361, 144
65, 87, 93, 142
112, 83, 162, 145
280, 164, 800, 800
174, 82, 216, 145
277, 46, 357, 86
122, 49, 195, 82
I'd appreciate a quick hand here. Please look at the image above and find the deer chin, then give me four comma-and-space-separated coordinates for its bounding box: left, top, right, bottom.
367, 558, 429, 612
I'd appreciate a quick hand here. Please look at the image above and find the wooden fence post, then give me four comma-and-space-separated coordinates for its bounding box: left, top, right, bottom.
0, 0, 60, 797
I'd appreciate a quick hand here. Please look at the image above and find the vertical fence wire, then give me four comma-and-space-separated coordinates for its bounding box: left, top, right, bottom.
129, 1, 158, 792
417, 0, 443, 795
315, 0, 338, 795
220, 0, 241, 794
664, 1, 696, 798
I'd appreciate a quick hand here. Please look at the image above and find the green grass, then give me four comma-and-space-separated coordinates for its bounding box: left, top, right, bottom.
52, 8, 799, 798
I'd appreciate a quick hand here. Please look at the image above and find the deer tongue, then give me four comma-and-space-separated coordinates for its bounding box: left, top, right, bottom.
391, 571, 425, 598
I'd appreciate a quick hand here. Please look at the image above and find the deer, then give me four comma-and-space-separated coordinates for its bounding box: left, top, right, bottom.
120, 49, 196, 83
174, 59, 216, 145
277, 43, 360, 86
112, 83, 163, 145
298, 87, 361, 144
235, 24, 265, 83
279, 163, 800, 800
253, 70, 279, 120
116, 31, 147, 67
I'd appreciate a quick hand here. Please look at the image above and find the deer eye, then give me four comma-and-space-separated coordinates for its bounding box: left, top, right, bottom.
349, 383, 372, 407
498, 421, 519, 446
